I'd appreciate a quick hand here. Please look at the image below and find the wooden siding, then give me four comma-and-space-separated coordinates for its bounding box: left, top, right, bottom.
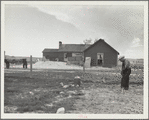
43, 52, 73, 61
84, 41, 118, 67
43, 52, 64, 61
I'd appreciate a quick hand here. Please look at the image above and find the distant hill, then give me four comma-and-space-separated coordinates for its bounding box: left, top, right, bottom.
127, 58, 143, 64
118, 58, 143, 66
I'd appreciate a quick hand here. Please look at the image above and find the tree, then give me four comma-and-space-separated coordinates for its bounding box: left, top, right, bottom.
83, 38, 92, 44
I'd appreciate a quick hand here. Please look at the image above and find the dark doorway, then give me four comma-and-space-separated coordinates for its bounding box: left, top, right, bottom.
97, 53, 104, 66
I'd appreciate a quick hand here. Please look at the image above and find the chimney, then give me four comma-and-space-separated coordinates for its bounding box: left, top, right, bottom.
59, 41, 62, 49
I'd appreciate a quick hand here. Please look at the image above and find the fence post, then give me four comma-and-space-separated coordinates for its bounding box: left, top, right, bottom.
82, 52, 85, 72
83, 62, 85, 72
30, 55, 32, 78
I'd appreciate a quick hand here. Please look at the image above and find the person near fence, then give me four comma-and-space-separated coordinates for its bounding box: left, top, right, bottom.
23, 59, 27, 68
5, 59, 10, 69
119, 56, 131, 94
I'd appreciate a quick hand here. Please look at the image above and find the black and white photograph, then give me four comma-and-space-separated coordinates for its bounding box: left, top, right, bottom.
1, 1, 148, 119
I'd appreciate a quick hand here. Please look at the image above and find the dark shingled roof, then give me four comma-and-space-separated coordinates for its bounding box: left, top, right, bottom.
42, 39, 119, 54
42, 49, 59, 52
84, 39, 119, 54
58, 44, 91, 52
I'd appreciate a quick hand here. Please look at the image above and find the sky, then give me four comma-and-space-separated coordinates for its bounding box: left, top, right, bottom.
3, 2, 145, 58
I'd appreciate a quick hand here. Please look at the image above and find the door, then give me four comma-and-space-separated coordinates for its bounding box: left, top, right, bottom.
97, 53, 104, 66
84, 57, 91, 68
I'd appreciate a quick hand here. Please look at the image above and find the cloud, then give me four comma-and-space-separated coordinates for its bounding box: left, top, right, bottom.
123, 36, 144, 58
36, 7, 71, 22
28, 5, 81, 28
131, 37, 143, 48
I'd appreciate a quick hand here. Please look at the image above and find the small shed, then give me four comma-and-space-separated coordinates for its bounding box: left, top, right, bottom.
84, 39, 119, 67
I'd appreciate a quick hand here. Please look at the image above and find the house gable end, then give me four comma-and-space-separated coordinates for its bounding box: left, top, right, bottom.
84, 39, 119, 55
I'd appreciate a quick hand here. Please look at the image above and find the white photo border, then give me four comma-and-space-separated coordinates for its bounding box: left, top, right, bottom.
1, 1, 148, 119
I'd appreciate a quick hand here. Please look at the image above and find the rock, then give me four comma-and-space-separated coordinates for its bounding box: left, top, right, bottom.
60, 91, 65, 94
60, 82, 64, 87
75, 76, 80, 79
29, 91, 34, 95
63, 85, 69, 88
60, 82, 70, 88
45, 103, 53, 107
67, 91, 76, 94
56, 107, 65, 114
70, 84, 75, 87
102, 78, 106, 83
67, 94, 72, 98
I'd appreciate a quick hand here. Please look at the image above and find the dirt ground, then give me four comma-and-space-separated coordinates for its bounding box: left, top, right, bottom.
4, 67, 143, 114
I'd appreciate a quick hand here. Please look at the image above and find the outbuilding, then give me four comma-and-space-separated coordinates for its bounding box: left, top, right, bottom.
83, 39, 119, 67
42, 39, 119, 67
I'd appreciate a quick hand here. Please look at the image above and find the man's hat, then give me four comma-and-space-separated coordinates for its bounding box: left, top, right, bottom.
119, 56, 125, 60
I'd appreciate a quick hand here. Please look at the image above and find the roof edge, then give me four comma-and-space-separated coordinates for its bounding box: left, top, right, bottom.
83, 39, 119, 54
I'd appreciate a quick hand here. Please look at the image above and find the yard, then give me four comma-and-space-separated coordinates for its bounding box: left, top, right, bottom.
4, 65, 143, 114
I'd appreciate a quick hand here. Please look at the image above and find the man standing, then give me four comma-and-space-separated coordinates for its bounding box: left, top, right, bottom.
119, 56, 131, 94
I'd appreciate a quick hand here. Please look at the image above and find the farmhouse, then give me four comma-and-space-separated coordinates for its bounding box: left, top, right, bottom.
42, 39, 119, 67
